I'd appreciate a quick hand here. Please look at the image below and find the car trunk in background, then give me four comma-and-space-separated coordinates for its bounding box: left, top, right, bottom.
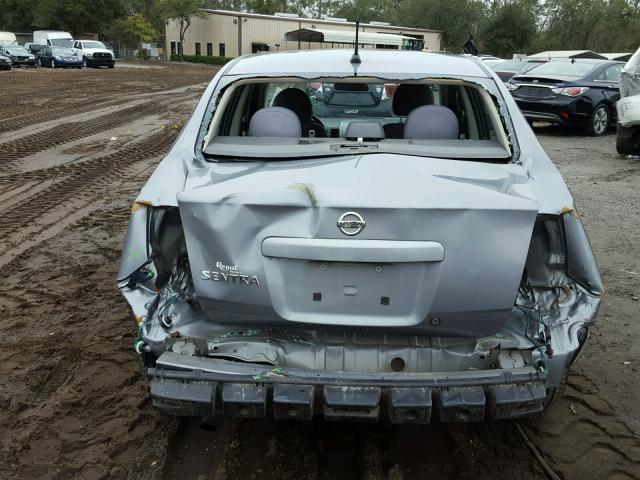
510, 76, 569, 100
177, 155, 539, 338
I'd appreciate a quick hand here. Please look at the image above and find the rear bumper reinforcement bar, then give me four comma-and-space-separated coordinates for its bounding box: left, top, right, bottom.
148, 352, 547, 423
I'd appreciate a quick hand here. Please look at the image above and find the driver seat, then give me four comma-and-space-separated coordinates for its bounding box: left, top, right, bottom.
273, 88, 327, 138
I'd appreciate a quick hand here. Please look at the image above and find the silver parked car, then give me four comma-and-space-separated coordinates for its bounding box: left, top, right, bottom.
118, 49, 602, 423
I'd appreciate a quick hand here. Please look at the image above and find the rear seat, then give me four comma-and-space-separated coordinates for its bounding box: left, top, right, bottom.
383, 84, 435, 139
404, 105, 459, 140
248, 107, 301, 137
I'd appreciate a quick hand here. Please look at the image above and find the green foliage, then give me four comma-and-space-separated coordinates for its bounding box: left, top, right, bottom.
171, 53, 232, 64
33, 0, 126, 36
161, 0, 206, 54
116, 13, 157, 47
0, 0, 38, 32
479, 0, 538, 57
535, 0, 640, 53
333, 0, 397, 24
396, 0, 485, 52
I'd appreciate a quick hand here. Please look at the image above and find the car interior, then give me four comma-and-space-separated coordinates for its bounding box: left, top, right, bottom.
211, 80, 499, 142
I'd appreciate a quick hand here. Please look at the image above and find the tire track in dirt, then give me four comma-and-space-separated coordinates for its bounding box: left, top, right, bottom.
0, 96, 137, 134
0, 101, 167, 168
0, 67, 214, 99
0, 64, 212, 480
164, 417, 545, 480
525, 373, 640, 480
0, 128, 178, 266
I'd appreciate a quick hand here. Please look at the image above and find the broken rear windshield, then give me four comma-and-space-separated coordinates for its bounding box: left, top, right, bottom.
203, 79, 511, 162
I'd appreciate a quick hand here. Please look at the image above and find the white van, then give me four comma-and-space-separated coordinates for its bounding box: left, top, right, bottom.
33, 31, 74, 48
0, 31, 17, 46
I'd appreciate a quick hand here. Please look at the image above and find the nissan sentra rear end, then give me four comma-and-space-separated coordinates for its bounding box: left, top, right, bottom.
118, 50, 601, 423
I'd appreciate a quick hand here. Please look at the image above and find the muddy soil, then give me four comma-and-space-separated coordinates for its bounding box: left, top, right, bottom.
0, 65, 638, 480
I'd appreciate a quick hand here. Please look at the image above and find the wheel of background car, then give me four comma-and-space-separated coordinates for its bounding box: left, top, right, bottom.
616, 123, 640, 155
586, 104, 609, 136
51, 59, 56, 69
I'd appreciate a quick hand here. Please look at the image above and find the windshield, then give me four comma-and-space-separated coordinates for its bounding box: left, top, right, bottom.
4, 46, 29, 55
523, 61, 597, 78
204, 79, 510, 162
82, 41, 106, 49
50, 38, 73, 47
52, 47, 75, 55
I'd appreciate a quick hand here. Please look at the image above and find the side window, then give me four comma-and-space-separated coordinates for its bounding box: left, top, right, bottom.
609, 64, 622, 81
598, 65, 622, 82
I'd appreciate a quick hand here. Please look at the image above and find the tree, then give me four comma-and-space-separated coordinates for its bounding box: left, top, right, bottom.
397, 0, 486, 52
0, 0, 38, 32
116, 13, 158, 47
33, 0, 126, 36
479, 0, 538, 57
161, 0, 206, 54
333, 0, 397, 23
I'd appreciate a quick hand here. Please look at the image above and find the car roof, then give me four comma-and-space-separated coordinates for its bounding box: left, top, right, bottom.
224, 49, 491, 78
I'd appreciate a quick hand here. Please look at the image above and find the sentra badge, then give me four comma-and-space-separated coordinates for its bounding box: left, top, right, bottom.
201, 261, 259, 286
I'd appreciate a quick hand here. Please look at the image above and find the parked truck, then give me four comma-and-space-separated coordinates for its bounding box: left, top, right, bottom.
33, 30, 74, 48
0, 31, 17, 46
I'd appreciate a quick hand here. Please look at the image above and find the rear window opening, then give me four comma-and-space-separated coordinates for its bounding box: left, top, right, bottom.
203, 78, 512, 162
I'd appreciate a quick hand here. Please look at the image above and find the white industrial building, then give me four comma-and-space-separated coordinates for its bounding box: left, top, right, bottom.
165, 9, 442, 58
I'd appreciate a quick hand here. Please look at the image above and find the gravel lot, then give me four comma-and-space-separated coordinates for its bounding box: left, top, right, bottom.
0, 63, 638, 480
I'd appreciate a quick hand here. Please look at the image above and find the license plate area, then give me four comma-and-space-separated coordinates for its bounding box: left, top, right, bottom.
303, 261, 408, 312
263, 258, 443, 327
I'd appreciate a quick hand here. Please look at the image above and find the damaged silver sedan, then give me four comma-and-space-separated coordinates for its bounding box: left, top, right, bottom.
118, 49, 602, 423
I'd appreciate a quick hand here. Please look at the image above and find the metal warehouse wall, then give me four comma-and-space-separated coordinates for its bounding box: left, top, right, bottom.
166, 10, 442, 57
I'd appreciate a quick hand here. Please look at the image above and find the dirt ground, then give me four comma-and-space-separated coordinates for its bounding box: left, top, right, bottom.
0, 63, 638, 480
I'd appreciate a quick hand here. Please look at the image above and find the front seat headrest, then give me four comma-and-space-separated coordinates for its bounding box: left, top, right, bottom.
392, 84, 435, 116
273, 88, 312, 122
404, 105, 459, 140
248, 107, 301, 137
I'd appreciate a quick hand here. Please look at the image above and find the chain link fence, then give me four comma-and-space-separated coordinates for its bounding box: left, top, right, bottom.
102, 41, 167, 61
14, 33, 167, 62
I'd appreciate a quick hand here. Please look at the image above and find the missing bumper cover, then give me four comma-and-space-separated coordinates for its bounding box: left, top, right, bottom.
148, 355, 547, 423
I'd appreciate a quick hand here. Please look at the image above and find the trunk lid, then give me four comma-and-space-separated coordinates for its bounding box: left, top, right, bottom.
177, 155, 539, 337
511, 75, 570, 100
